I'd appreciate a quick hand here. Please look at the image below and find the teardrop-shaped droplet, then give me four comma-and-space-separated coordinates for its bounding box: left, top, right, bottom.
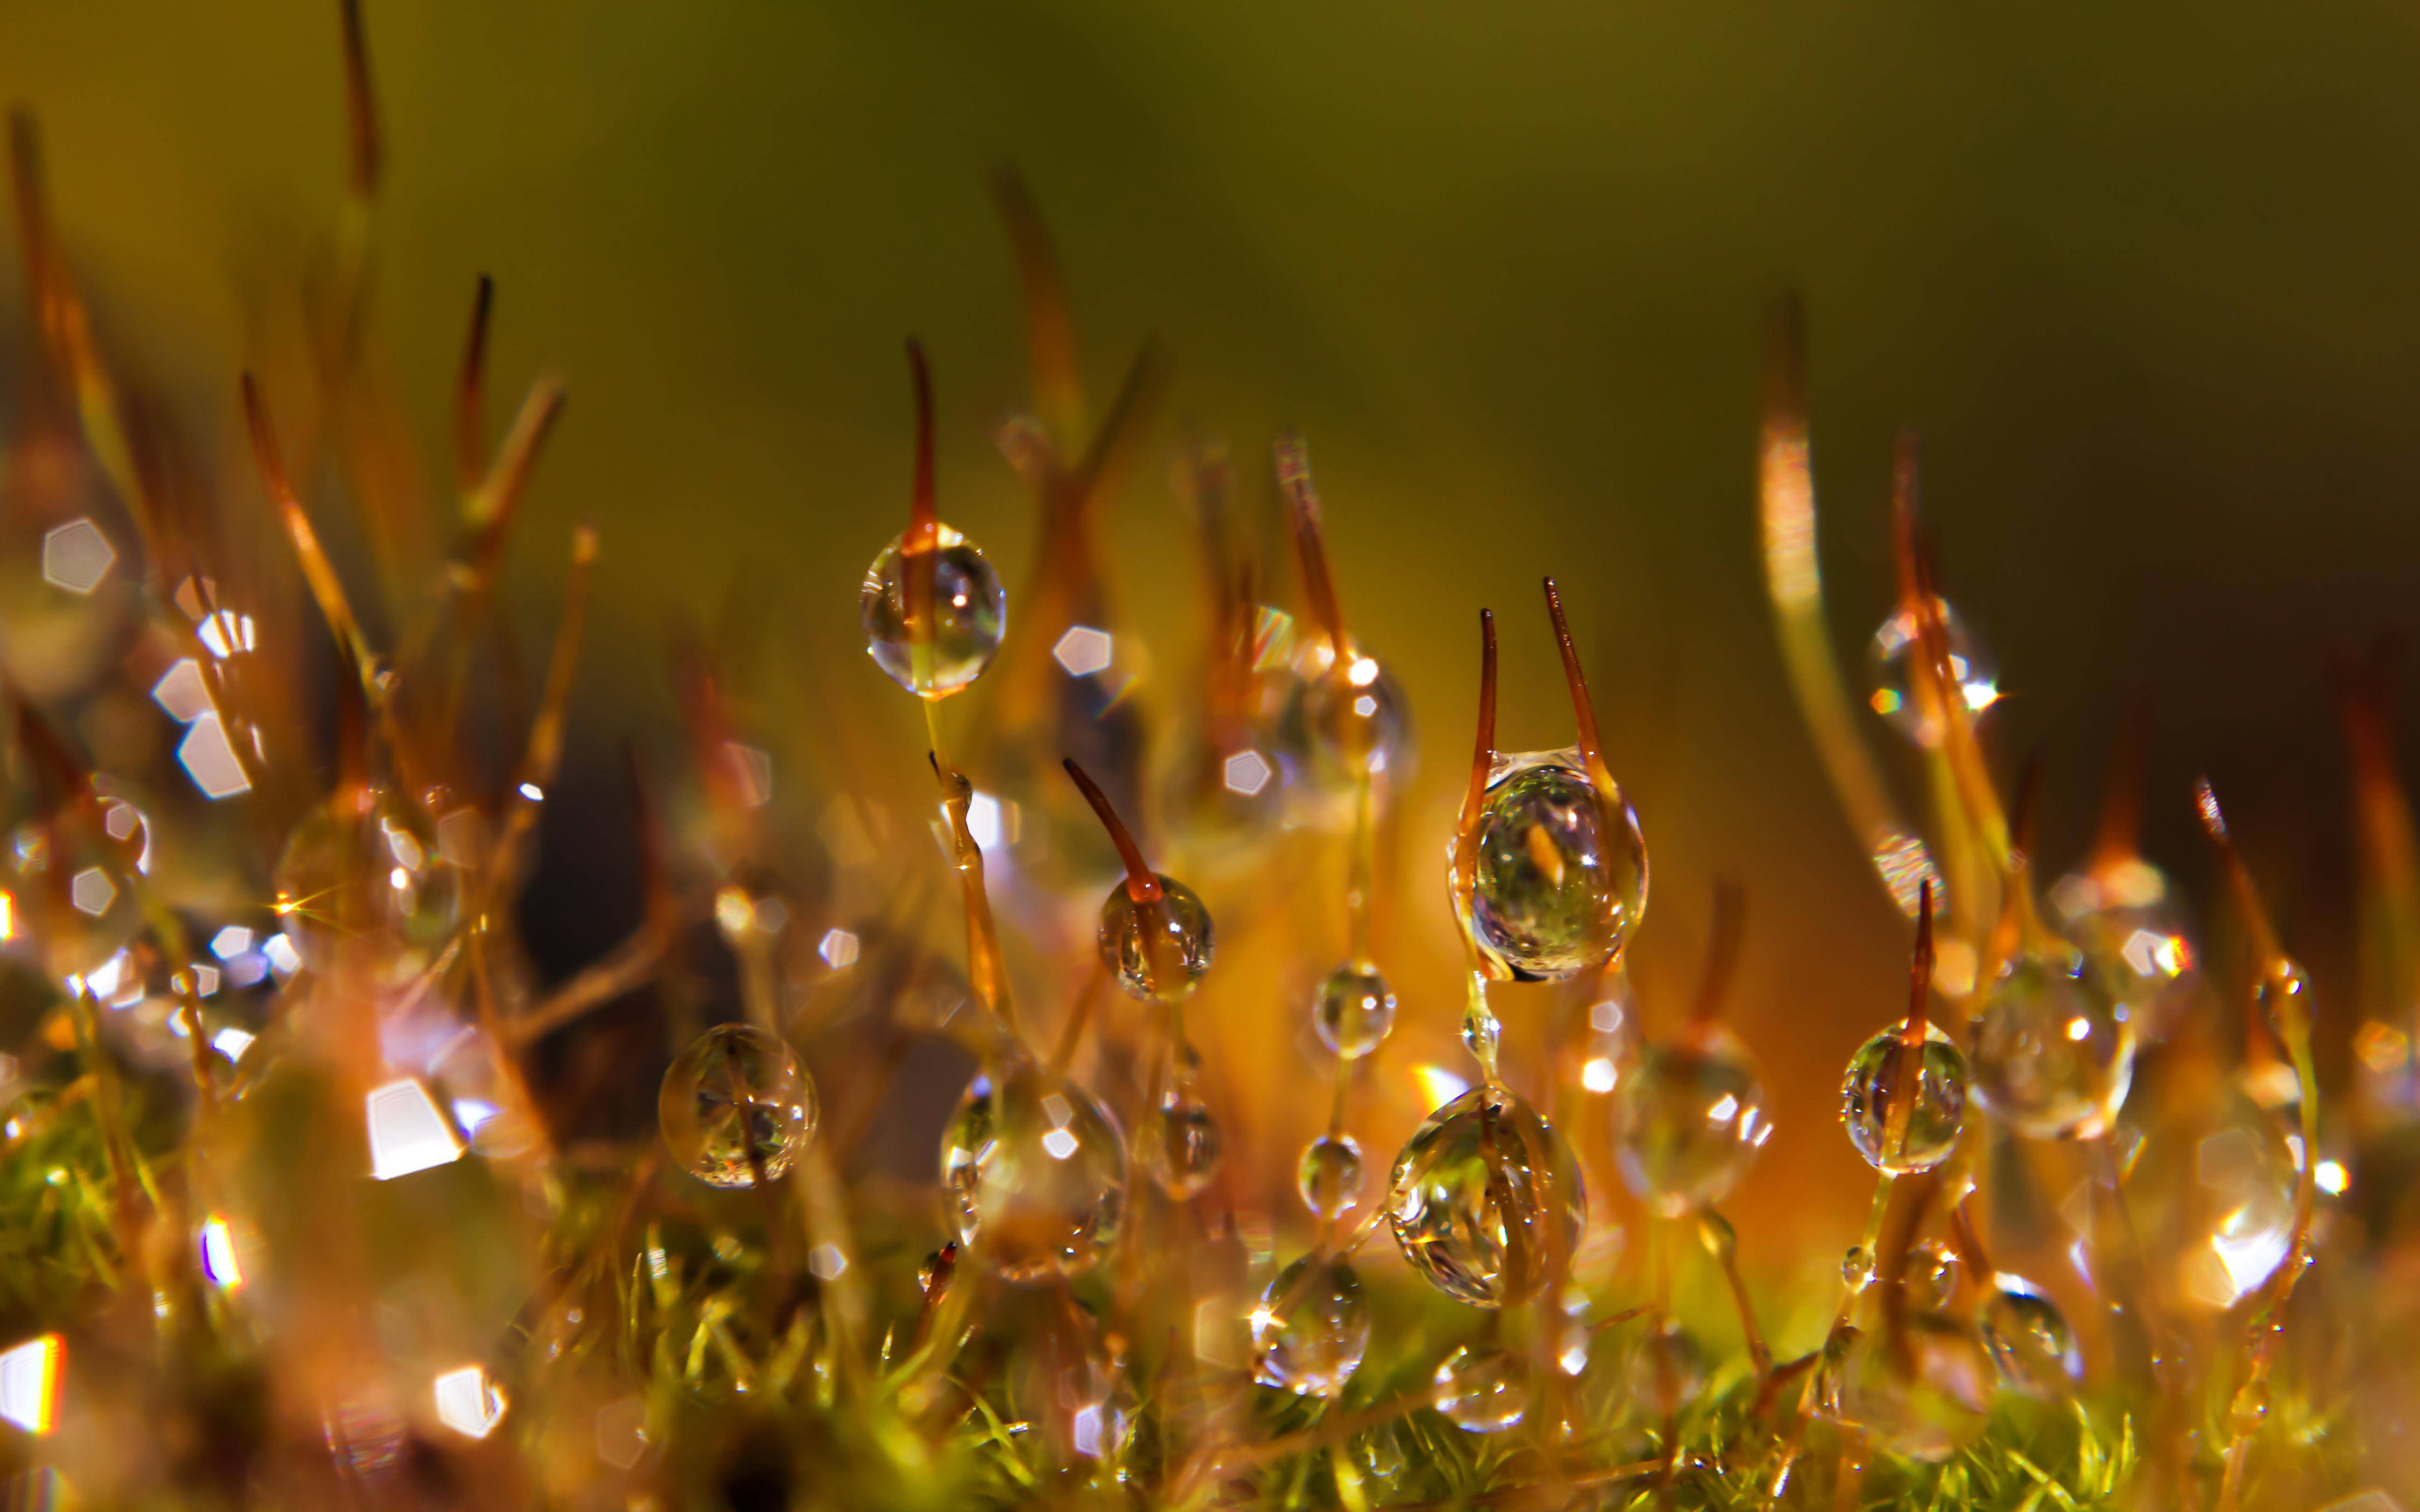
1615, 1023, 1771, 1217
940, 1064, 1127, 1283
1251, 1255, 1372, 1399
1433, 1343, 1530, 1433
1313, 962, 1396, 1058
1143, 1095, 1222, 1200
272, 786, 459, 984
1388, 1085, 1585, 1308
1980, 1275, 2081, 1396
658, 1024, 818, 1188
1867, 596, 1998, 748
859, 528, 1007, 698
1298, 1132, 1366, 1219
1097, 876, 1214, 1005
1465, 750, 1647, 982
1839, 1021, 1967, 1174
1908, 1240, 1961, 1312
1969, 945, 2135, 1140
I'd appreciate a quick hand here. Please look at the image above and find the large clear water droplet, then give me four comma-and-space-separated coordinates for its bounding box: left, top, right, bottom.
859, 528, 1007, 698
1388, 1085, 1585, 1308
940, 1064, 1127, 1283
1097, 876, 1214, 1004
1251, 1255, 1371, 1399
1969, 944, 2135, 1140
2048, 860, 2200, 1045
1840, 1021, 1966, 1174
1465, 750, 1646, 982
1831, 1313, 1995, 1463
1142, 1094, 1222, 1200
272, 787, 458, 985
1615, 1024, 1771, 1217
1298, 1132, 1366, 1219
2122, 1084, 2298, 1314
1980, 1275, 2081, 1395
1433, 1343, 1530, 1433
1277, 652, 1411, 796
1867, 596, 1998, 748
658, 1024, 818, 1188
1313, 962, 1396, 1058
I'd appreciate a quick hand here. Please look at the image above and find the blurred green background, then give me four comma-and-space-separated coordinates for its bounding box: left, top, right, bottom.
8, 0, 2420, 1238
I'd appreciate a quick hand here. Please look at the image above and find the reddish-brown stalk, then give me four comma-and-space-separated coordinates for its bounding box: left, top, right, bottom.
339, 0, 381, 200
1541, 576, 1616, 795
2088, 687, 2153, 877
453, 274, 494, 490
1453, 609, 1500, 950
1063, 758, 1163, 904
1275, 435, 1351, 662
1687, 880, 1747, 1025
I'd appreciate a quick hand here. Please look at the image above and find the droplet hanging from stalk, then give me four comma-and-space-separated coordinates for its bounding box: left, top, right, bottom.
1616, 885, 1772, 1216
658, 1023, 818, 1189
939, 1061, 1128, 1283
1065, 759, 1214, 1004
1839, 882, 1967, 1175
859, 344, 1007, 699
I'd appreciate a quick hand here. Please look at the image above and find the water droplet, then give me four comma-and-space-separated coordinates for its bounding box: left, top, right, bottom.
1097, 876, 1214, 1004
1465, 750, 1647, 982
941, 1064, 1126, 1282
1313, 963, 1396, 1058
1908, 1240, 1961, 1312
1433, 1344, 1530, 1433
859, 529, 1007, 698
1615, 1024, 1770, 1217
1277, 654, 1411, 794
2254, 960, 2314, 1044
12, 797, 149, 980
1143, 1095, 1222, 1200
1297, 1133, 1366, 1219
658, 1025, 817, 1188
1842, 1246, 1873, 1290
1839, 1021, 1967, 1174
2048, 861, 2200, 1045
1867, 596, 1998, 747
1251, 1256, 1371, 1399
272, 788, 459, 984
1969, 945, 2135, 1140
1832, 1314, 1995, 1462
1622, 1322, 1707, 1417
1388, 1085, 1585, 1308
1980, 1276, 2081, 1395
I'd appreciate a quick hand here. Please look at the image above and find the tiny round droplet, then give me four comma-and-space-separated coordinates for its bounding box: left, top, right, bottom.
1433, 1344, 1530, 1434
1251, 1255, 1372, 1399
1466, 751, 1647, 982
1278, 653, 1411, 794
1144, 1095, 1223, 1200
1868, 596, 1998, 747
1969, 944, 2135, 1140
1389, 1085, 1586, 1308
1298, 1133, 1366, 1219
940, 1064, 1127, 1283
1313, 963, 1396, 1058
1840, 1020, 1967, 1174
1097, 876, 1214, 1004
2255, 959, 2314, 1044
1981, 1276, 2081, 1396
658, 1025, 818, 1188
273, 787, 459, 984
1615, 1024, 1771, 1218
1842, 1246, 1874, 1290
860, 528, 1007, 698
